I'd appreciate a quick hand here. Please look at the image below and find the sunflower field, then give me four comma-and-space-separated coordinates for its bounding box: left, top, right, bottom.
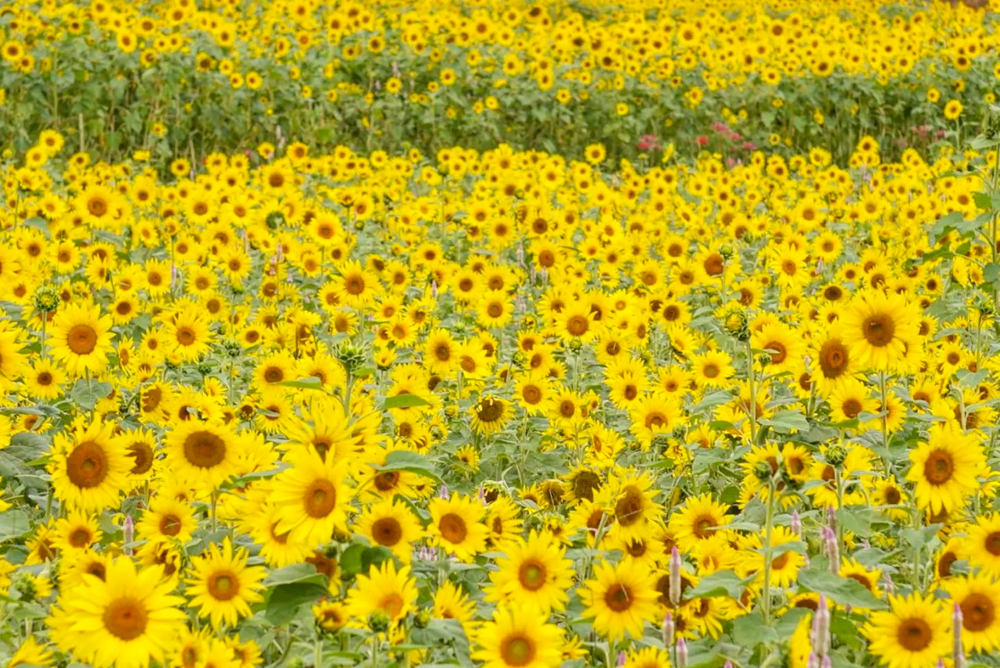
5, 0, 1000, 667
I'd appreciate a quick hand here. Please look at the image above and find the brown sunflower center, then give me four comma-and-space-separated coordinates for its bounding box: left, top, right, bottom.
704, 253, 724, 276
475, 399, 504, 423
521, 385, 542, 404
841, 398, 863, 418
102, 597, 148, 640
862, 313, 896, 347
374, 471, 400, 491
67, 324, 98, 354
896, 617, 932, 652
764, 340, 787, 364
207, 571, 239, 601
182, 430, 226, 468
923, 450, 953, 486
304, 479, 337, 518
66, 441, 109, 488
439, 512, 468, 543
500, 634, 535, 667
69, 527, 92, 548
604, 583, 633, 612
819, 339, 848, 378
160, 514, 182, 536
566, 315, 589, 337
614, 486, 644, 527
961, 592, 995, 632
573, 471, 601, 502
127, 441, 154, 475
344, 275, 365, 295
986, 531, 1000, 556
371, 517, 402, 546
88, 196, 108, 217
175, 327, 196, 346
518, 560, 547, 591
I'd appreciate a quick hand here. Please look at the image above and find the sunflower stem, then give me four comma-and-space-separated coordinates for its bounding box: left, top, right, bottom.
314, 638, 323, 668
878, 371, 890, 468
761, 476, 776, 625
745, 340, 758, 445
210, 489, 218, 533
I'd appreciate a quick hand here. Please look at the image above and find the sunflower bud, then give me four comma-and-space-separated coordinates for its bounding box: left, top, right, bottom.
568, 338, 583, 353
824, 444, 847, 467
718, 304, 750, 341
33, 286, 60, 314
367, 611, 391, 633
753, 461, 773, 482
414, 608, 432, 630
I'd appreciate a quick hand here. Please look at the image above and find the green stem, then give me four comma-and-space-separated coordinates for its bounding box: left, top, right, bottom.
746, 339, 758, 445
761, 478, 776, 624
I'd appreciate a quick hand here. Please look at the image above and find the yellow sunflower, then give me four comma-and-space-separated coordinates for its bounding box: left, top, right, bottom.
185, 537, 266, 629
47, 558, 186, 668
50, 301, 115, 377
472, 605, 564, 668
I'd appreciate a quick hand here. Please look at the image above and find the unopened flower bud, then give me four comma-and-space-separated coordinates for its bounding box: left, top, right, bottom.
123, 515, 134, 556
676, 638, 688, 668
669, 547, 682, 607
662, 612, 674, 646
954, 603, 965, 668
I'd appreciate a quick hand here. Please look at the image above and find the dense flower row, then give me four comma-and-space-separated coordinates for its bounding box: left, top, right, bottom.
0, 121, 1000, 668
0, 0, 998, 163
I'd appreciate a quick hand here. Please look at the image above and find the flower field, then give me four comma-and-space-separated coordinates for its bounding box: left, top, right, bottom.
4, 0, 1000, 667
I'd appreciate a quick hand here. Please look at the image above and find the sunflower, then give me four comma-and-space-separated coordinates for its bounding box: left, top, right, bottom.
906, 423, 984, 515
623, 647, 672, 668
810, 327, 854, 396
471, 397, 511, 435
352, 498, 424, 562
49, 419, 130, 512
668, 493, 731, 553
580, 559, 659, 640
345, 560, 418, 625
0, 327, 26, 389
333, 259, 382, 308
51, 509, 102, 552
429, 493, 489, 561
186, 537, 266, 629
248, 503, 313, 568
863, 592, 951, 668
313, 600, 348, 632
50, 301, 115, 377
629, 393, 682, 448
944, 573, 1000, 653
966, 514, 1000, 577
165, 307, 213, 361
136, 495, 197, 545
433, 579, 477, 625
472, 605, 564, 668
7, 636, 53, 668
47, 558, 186, 668
272, 449, 354, 548
596, 471, 660, 544
479, 290, 515, 329
165, 421, 240, 489
486, 530, 574, 613
24, 358, 66, 400
752, 321, 804, 374
425, 328, 459, 376
842, 290, 919, 372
